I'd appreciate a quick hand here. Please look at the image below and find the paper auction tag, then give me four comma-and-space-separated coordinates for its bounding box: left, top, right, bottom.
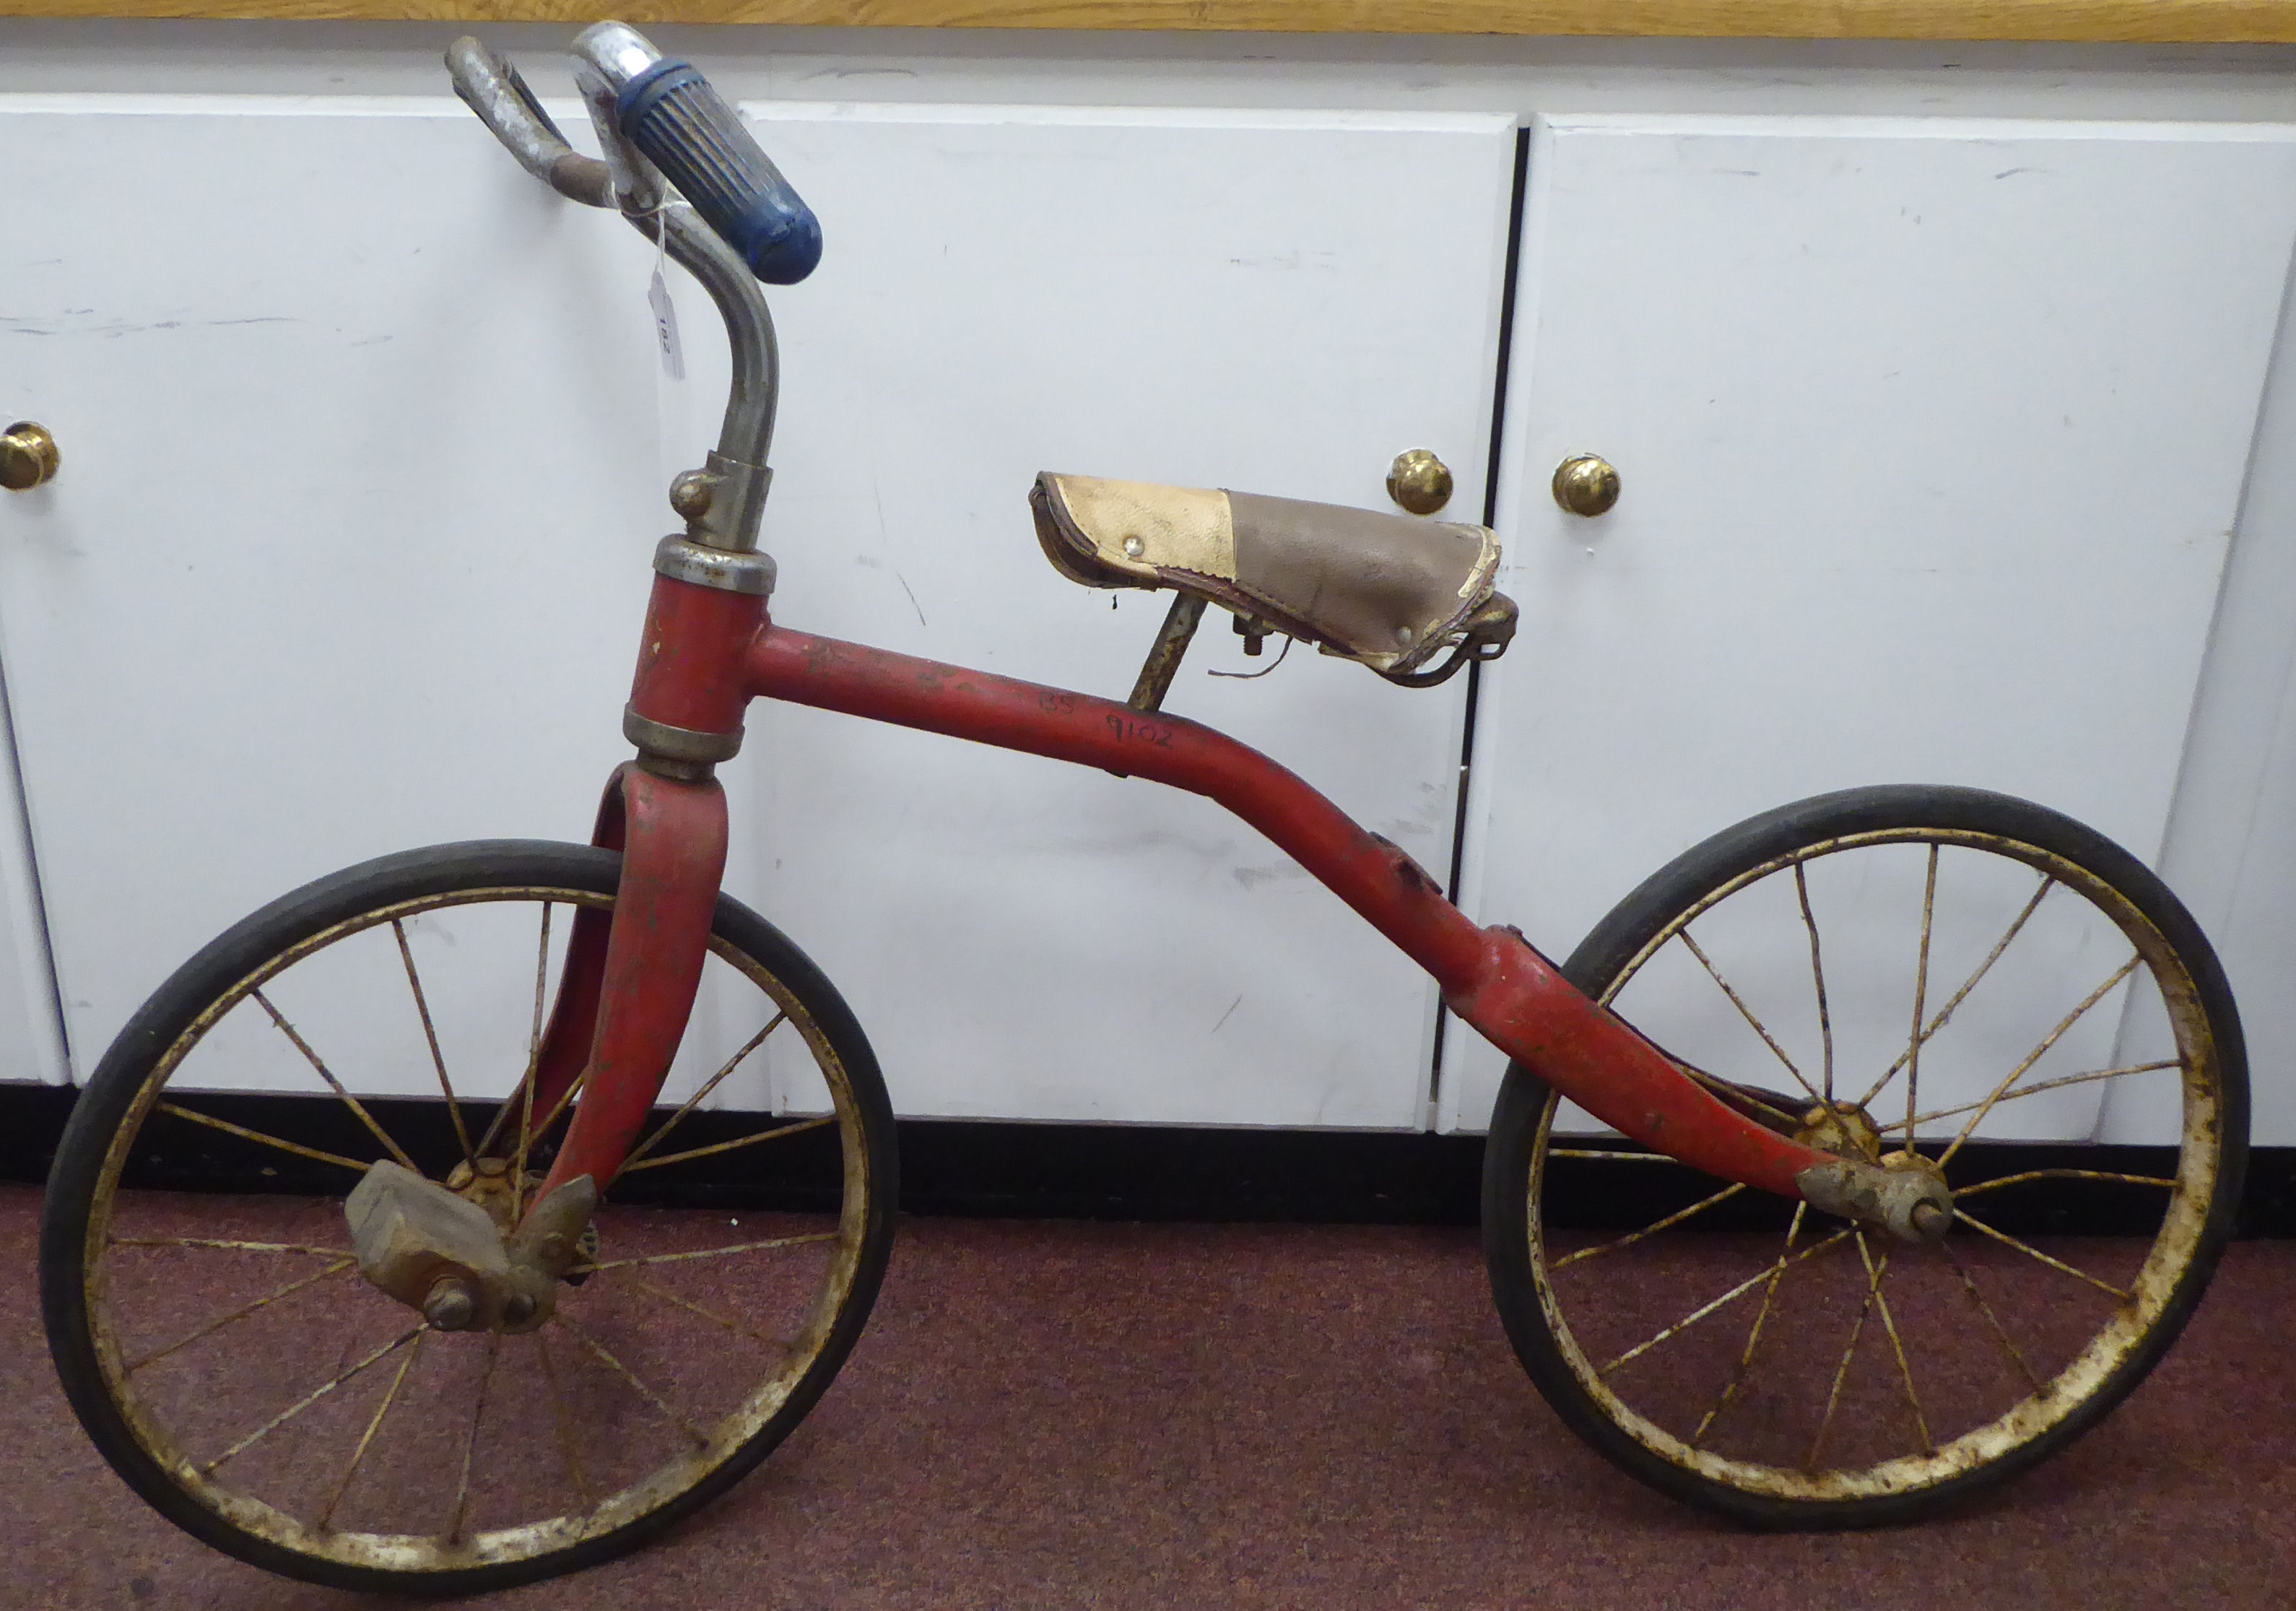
648, 265, 686, 382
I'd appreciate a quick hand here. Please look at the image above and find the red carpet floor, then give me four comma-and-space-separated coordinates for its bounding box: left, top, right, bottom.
4, 1181, 2292, 1610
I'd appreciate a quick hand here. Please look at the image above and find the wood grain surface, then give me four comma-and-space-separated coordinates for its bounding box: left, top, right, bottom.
5, 0, 2296, 45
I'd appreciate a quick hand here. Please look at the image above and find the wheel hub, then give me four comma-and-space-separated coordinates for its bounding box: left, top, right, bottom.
443, 1155, 529, 1230
1794, 1099, 1886, 1162
1788, 1100, 1952, 1241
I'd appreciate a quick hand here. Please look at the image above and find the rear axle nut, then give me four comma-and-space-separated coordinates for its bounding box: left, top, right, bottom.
424, 1275, 478, 1331
1796, 1156, 1955, 1243
1910, 1199, 1954, 1239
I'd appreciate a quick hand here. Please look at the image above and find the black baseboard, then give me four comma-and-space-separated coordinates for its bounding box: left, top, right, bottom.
4, 1083, 2290, 1235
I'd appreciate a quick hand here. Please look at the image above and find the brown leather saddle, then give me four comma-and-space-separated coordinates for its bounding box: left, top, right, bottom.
1030, 473, 1517, 687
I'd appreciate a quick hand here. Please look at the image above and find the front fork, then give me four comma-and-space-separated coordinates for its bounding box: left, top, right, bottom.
522, 762, 729, 1208
518, 558, 765, 1210
347, 570, 753, 1333
351, 763, 731, 1332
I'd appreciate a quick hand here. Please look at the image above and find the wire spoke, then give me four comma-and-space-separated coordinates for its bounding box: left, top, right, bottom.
473, 902, 556, 1162
1936, 958, 2141, 1167
619, 1113, 835, 1176
152, 1103, 373, 1177
1806, 1259, 1879, 1472
112, 1234, 350, 1257
316, 1329, 425, 1531
616, 1012, 790, 1178
532, 902, 552, 1055
1905, 845, 1939, 1147
571, 1231, 838, 1274
1549, 1149, 1687, 1162
614, 1270, 794, 1351
251, 989, 420, 1173
1674, 1061, 1806, 1129
1692, 1202, 1805, 1449
447, 1330, 500, 1543
1599, 1230, 1853, 1376
1952, 1208, 2132, 1300
392, 918, 473, 1168
1552, 1183, 1747, 1272
1889, 1061, 2183, 1134
510, 903, 557, 1220
200, 1324, 425, 1475
1794, 863, 1835, 1103
1676, 929, 1823, 1107
1947, 1246, 2039, 1391
513, 1073, 589, 1211
1851, 872, 2054, 1111
536, 1332, 596, 1512
128, 1258, 355, 1373
1856, 1231, 1931, 1454
557, 1314, 710, 1449
1952, 1167, 2180, 1200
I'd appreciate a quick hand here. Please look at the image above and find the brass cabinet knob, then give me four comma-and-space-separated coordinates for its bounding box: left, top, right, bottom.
1386, 448, 1453, 516
1552, 453, 1619, 518
1, 422, 60, 492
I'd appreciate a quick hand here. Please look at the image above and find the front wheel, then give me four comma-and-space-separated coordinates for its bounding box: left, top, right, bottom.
1482, 786, 2246, 1527
41, 841, 898, 1594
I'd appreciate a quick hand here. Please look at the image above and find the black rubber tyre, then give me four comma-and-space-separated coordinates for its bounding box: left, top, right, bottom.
1482, 786, 2247, 1528
43, 841, 899, 1594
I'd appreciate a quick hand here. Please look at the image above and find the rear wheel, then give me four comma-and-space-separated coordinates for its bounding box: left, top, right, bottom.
43, 841, 897, 1594
1482, 786, 2245, 1527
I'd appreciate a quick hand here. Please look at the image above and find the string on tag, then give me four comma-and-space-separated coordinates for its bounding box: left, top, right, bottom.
647, 204, 686, 383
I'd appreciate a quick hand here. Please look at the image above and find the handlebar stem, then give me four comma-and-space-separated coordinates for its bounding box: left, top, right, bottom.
648, 206, 779, 552
447, 28, 780, 552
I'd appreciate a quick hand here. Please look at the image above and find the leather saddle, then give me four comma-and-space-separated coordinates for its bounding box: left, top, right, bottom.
1030, 473, 1517, 685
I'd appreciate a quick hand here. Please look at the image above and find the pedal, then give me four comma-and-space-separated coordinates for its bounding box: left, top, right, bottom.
345, 1162, 598, 1332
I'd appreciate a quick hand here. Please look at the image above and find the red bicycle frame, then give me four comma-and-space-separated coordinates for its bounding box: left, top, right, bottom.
427, 31, 1843, 1228
522, 570, 1840, 1217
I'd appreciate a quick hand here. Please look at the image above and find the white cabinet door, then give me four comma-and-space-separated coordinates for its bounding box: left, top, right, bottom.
0, 98, 682, 1097
687, 103, 1517, 1128
1443, 115, 2296, 1137
0, 96, 1517, 1129
0, 683, 67, 1087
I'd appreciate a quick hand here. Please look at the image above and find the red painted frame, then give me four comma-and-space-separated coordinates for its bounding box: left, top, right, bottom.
526, 573, 1834, 1218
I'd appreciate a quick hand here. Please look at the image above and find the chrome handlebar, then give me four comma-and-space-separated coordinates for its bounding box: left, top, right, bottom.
444, 27, 780, 554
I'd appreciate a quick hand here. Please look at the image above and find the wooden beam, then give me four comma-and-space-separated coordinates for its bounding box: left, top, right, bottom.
8, 0, 2296, 45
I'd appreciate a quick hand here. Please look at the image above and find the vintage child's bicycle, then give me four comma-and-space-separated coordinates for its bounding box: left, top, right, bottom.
36, 24, 2248, 1595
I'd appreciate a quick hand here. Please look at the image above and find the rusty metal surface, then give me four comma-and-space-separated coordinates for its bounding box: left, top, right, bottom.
744, 622, 1835, 1201
1126, 594, 1206, 713
1375, 589, 1518, 689
1521, 824, 2230, 1506
344, 1161, 602, 1334
346, 1162, 511, 1324
622, 707, 744, 763
533, 768, 730, 1209
1794, 1157, 1954, 1242
653, 534, 777, 596
76, 880, 884, 1579
628, 573, 767, 740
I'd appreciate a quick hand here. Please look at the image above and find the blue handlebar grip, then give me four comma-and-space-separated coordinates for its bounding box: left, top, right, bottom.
615, 60, 822, 285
